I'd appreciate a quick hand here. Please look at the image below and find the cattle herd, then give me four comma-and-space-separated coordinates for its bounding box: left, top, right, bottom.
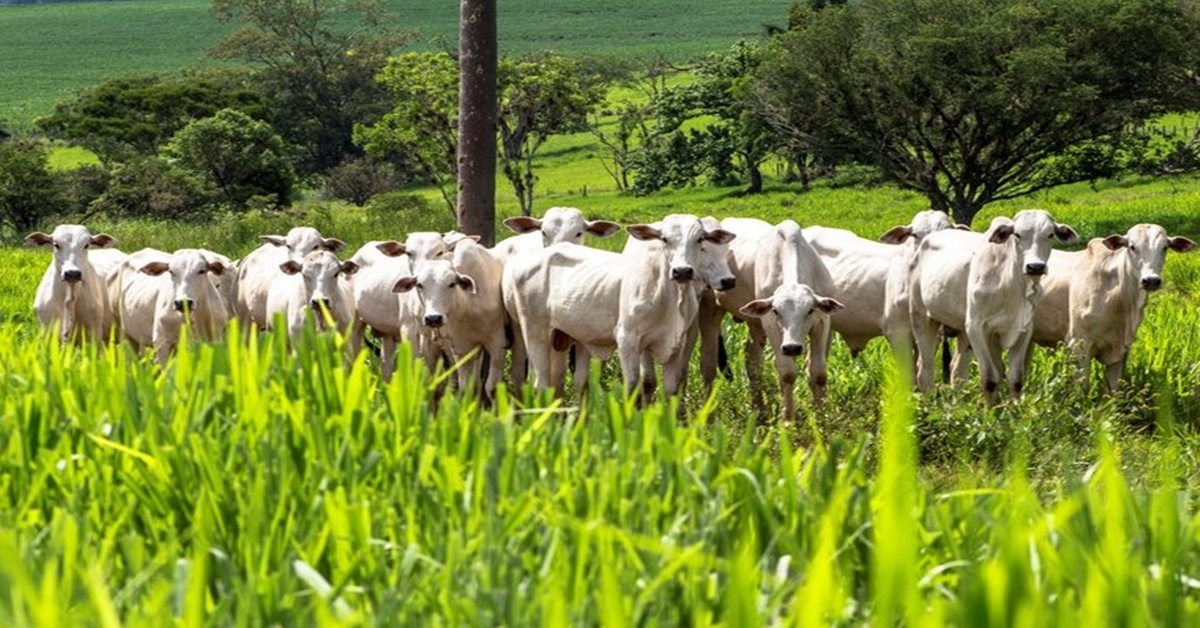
24, 206, 1196, 417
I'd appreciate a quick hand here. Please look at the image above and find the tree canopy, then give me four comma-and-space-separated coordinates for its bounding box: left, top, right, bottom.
755, 0, 1200, 224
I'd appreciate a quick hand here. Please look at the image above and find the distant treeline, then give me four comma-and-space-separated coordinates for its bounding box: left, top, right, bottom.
0, 0, 128, 5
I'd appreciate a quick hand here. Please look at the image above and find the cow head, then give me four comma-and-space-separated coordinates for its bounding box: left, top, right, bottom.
504, 207, 622, 248
879, 209, 969, 244
1101, 223, 1197, 292
26, 224, 116, 284
279, 250, 357, 326
627, 214, 735, 284
392, 259, 476, 328
375, 231, 468, 270
259, 227, 345, 264
696, 216, 737, 292
138, 249, 225, 314
984, 210, 1077, 277
738, 283, 843, 357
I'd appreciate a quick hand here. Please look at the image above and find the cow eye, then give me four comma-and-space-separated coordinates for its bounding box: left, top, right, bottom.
575, 231, 583, 238
53, 243, 61, 250
1129, 244, 1137, 252
199, 269, 207, 275
808, 308, 815, 315
416, 283, 423, 289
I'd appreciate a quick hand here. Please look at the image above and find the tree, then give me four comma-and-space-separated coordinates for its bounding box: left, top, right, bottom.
458, 0, 498, 245
35, 70, 269, 160
162, 108, 296, 210
497, 54, 605, 215
756, 0, 1200, 224
354, 52, 460, 215
209, 0, 408, 175
0, 137, 67, 235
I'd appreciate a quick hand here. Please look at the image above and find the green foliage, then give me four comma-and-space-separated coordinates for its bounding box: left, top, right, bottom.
89, 156, 216, 222
757, 0, 1200, 224
162, 108, 296, 211
321, 155, 407, 207
354, 51, 460, 214
34, 70, 269, 160
0, 136, 66, 235
209, 0, 409, 175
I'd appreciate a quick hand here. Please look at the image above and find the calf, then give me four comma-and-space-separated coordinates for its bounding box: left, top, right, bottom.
236, 227, 346, 329
394, 242, 506, 400
504, 214, 734, 402
702, 219, 837, 420
116, 249, 229, 364
264, 250, 358, 339
346, 242, 428, 381
909, 209, 1077, 402
27, 225, 120, 343
1033, 224, 1195, 391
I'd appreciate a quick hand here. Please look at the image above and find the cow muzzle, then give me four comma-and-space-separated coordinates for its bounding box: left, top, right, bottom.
309, 298, 332, 311
173, 299, 196, 313
1024, 262, 1047, 276
62, 269, 83, 283
1141, 276, 1162, 291
717, 276, 736, 291
670, 266, 695, 282
423, 313, 445, 328
780, 343, 805, 357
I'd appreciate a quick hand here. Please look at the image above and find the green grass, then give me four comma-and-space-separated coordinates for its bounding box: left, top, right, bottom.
0, 0, 792, 126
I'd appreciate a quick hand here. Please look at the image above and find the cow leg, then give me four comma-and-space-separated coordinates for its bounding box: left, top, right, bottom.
640, 353, 657, 406
949, 336, 973, 388
911, 314, 941, 392
1005, 331, 1035, 397
572, 345, 592, 400
524, 333, 555, 393
509, 320, 528, 390
348, 318, 366, 359
763, 326, 796, 422
697, 298, 723, 391
1103, 354, 1126, 394
484, 337, 506, 405
968, 326, 1002, 405
381, 336, 397, 382
665, 323, 698, 400
745, 321, 768, 414
807, 316, 832, 405
617, 328, 644, 401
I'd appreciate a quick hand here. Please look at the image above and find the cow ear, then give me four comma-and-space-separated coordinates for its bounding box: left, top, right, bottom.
139, 261, 170, 276
1169, 236, 1197, 253
1054, 224, 1079, 244
1101, 235, 1129, 251
456, 274, 477, 294
586, 220, 622, 238
376, 241, 406, 257
25, 232, 53, 247
504, 216, 542, 234
321, 238, 347, 253
279, 261, 302, 275
738, 299, 774, 318
259, 235, 286, 247
207, 262, 226, 276
340, 261, 360, 276
988, 223, 1015, 244
879, 225, 914, 244
627, 224, 663, 241
704, 229, 736, 245
392, 276, 417, 293
815, 297, 844, 313
89, 233, 117, 248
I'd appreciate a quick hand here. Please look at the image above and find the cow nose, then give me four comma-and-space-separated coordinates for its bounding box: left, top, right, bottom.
671, 266, 694, 282
1141, 276, 1162, 291
173, 299, 195, 312
1024, 262, 1047, 276
424, 313, 444, 328
718, 276, 736, 291
62, 269, 83, 282
310, 298, 332, 310
780, 343, 805, 357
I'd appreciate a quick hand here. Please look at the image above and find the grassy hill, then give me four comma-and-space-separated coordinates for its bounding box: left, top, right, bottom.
0, 0, 791, 126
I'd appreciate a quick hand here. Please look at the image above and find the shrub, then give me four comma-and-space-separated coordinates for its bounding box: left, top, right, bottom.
0, 136, 67, 235
89, 156, 216, 222
322, 156, 407, 206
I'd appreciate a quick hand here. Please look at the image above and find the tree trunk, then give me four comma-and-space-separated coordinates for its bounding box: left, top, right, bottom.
745, 161, 763, 194
457, 0, 497, 246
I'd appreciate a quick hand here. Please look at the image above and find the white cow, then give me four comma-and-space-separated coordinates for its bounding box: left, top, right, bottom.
236, 227, 346, 329
200, 249, 239, 320
493, 207, 621, 388
394, 240, 506, 401
492, 207, 621, 263
115, 248, 229, 364
504, 214, 734, 402
909, 209, 1078, 402
702, 219, 838, 420
27, 225, 120, 343
1032, 224, 1195, 392
346, 242, 429, 381
264, 250, 358, 339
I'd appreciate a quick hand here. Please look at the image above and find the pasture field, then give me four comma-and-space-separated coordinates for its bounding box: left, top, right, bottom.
4, 169, 1200, 622
0, 0, 791, 126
